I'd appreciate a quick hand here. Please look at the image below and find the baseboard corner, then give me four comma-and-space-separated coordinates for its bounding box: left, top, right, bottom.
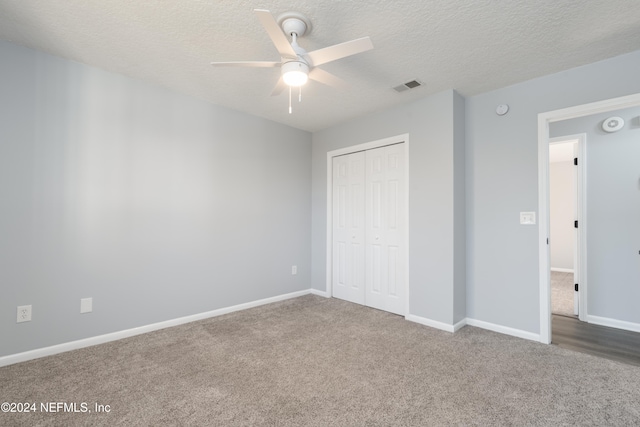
309, 288, 330, 298
405, 314, 457, 333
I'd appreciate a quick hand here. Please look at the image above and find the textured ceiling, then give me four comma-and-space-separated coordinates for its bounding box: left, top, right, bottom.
1, 1, 640, 132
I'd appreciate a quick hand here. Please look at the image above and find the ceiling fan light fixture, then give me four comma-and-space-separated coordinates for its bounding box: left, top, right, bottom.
282, 61, 309, 86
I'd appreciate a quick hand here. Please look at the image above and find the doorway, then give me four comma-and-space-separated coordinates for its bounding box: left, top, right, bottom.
538, 92, 640, 344
549, 135, 584, 319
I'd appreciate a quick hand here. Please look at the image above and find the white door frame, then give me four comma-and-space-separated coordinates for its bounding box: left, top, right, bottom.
326, 134, 410, 314
548, 134, 586, 319
538, 92, 640, 344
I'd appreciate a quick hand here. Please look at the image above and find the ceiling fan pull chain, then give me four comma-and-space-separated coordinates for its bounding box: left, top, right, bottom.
289, 86, 292, 114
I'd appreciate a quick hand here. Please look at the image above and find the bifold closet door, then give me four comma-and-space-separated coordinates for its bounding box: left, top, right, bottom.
332, 151, 366, 305
365, 143, 405, 315
332, 143, 406, 315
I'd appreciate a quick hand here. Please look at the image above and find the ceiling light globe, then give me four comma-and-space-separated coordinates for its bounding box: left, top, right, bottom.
283, 70, 308, 86
282, 61, 309, 87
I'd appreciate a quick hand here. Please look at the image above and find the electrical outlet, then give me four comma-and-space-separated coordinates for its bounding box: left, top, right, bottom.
291, 265, 297, 275
80, 297, 93, 314
17, 305, 32, 323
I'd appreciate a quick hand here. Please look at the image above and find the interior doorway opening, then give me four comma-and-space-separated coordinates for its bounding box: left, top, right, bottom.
549, 136, 583, 320
538, 92, 640, 345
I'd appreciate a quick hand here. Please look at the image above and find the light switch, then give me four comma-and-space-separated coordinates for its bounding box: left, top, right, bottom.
520, 212, 536, 225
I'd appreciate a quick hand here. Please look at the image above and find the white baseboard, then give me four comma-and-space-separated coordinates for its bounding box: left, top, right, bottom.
405, 314, 462, 333
587, 314, 640, 333
309, 288, 330, 298
406, 314, 540, 342
465, 318, 540, 342
452, 318, 467, 332
0, 289, 313, 368
551, 267, 574, 273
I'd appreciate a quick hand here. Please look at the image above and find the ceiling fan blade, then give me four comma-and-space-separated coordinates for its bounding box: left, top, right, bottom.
211, 61, 281, 68
271, 77, 287, 96
254, 9, 297, 60
306, 37, 373, 67
308, 67, 348, 89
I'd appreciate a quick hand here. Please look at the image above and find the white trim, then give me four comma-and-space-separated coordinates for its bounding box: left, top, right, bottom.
538, 92, 640, 344
587, 315, 640, 333
0, 289, 312, 368
452, 318, 467, 332
309, 288, 330, 298
405, 314, 465, 333
538, 115, 551, 344
466, 318, 541, 342
540, 92, 640, 123
325, 134, 410, 315
550, 268, 574, 273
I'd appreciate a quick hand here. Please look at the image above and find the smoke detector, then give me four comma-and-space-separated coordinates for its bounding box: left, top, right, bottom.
602, 116, 624, 133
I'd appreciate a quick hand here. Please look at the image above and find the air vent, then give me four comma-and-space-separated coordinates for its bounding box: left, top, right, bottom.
393, 79, 423, 93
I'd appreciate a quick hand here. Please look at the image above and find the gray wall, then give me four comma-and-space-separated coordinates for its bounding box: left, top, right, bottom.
466, 50, 640, 334
550, 106, 640, 324
453, 93, 467, 323
311, 90, 466, 325
0, 41, 312, 357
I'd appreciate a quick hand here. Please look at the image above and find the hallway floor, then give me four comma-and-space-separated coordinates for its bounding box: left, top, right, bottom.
550, 271, 640, 366
551, 271, 575, 317
552, 315, 640, 367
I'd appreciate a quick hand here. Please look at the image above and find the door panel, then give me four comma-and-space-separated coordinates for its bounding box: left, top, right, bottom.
388, 245, 399, 296
332, 152, 366, 304
365, 144, 406, 315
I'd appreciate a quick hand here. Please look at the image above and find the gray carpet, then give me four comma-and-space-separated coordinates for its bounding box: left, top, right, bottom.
551, 271, 575, 317
1, 295, 640, 426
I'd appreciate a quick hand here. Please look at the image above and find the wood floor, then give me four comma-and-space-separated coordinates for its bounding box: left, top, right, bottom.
552, 314, 640, 367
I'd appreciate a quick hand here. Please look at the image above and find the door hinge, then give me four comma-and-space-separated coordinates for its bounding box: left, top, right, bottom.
574, 220, 578, 228
575, 283, 579, 292
574, 157, 578, 166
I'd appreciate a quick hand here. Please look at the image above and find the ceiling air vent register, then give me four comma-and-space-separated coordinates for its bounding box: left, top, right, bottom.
393, 80, 423, 93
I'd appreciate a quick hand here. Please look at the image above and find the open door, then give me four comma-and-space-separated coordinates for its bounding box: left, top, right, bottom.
572, 142, 579, 316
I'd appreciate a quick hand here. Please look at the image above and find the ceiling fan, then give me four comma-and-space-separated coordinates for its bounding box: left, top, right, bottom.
211, 9, 373, 112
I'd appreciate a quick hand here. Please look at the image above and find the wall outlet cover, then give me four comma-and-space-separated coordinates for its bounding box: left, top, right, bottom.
17, 305, 32, 323
80, 297, 93, 314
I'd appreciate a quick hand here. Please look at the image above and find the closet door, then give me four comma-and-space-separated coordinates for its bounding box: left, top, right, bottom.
332, 152, 366, 305
365, 144, 406, 315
